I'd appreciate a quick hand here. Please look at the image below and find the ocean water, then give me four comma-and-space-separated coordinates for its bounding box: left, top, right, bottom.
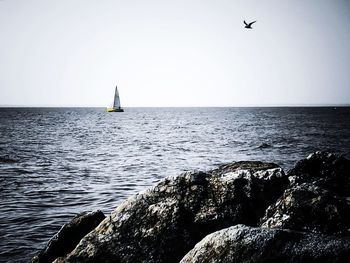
0, 107, 349, 262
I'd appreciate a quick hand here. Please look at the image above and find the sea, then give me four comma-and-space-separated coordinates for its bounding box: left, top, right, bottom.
0, 107, 349, 263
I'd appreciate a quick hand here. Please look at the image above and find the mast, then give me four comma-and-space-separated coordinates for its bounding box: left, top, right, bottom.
113, 85, 121, 109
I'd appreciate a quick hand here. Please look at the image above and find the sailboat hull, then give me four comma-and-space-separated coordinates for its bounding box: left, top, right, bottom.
106, 108, 124, 112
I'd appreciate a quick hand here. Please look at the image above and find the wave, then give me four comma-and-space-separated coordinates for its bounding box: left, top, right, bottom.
0, 155, 18, 164
257, 143, 272, 149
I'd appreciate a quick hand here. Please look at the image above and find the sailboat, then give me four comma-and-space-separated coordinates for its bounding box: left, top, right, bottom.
106, 85, 124, 112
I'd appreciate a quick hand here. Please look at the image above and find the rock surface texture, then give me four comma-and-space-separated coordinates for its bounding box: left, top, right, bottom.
287, 151, 350, 195
180, 224, 350, 263
261, 152, 350, 235
32, 152, 350, 263
31, 210, 105, 263
260, 183, 350, 235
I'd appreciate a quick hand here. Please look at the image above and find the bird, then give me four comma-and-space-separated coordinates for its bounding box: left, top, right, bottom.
244, 20, 257, 29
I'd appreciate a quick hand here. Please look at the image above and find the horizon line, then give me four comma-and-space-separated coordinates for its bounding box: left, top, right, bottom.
1, 104, 350, 108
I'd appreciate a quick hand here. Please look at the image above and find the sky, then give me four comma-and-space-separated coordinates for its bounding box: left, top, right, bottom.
0, 0, 350, 107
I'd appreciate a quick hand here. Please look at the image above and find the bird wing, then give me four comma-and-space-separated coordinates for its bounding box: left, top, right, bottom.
244, 20, 248, 26
249, 21, 257, 26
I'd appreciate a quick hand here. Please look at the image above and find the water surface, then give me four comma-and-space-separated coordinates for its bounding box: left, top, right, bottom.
1, 107, 349, 262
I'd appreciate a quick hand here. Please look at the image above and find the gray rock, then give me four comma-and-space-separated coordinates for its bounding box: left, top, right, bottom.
31, 210, 105, 263
180, 224, 350, 263
55, 161, 288, 263
211, 161, 280, 175
260, 152, 350, 236
260, 183, 350, 235
287, 151, 350, 195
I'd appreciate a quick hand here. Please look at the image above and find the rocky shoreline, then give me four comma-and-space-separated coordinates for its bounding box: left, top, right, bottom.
31, 152, 350, 263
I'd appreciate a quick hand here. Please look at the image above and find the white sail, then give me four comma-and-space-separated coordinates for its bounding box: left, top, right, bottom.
113, 86, 121, 109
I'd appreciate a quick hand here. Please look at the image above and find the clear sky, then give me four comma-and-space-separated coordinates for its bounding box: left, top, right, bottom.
0, 0, 350, 107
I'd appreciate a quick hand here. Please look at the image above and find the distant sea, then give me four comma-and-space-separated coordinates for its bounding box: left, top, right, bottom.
1, 107, 350, 262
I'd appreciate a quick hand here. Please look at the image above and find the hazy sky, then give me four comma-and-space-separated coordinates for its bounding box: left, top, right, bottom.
1, 0, 350, 107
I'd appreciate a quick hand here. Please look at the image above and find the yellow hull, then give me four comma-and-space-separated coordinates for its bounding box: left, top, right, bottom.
106, 107, 124, 112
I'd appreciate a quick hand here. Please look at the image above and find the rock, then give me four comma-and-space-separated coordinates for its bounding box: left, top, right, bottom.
287, 151, 350, 195
260, 152, 350, 235
260, 183, 350, 235
180, 224, 350, 263
54, 161, 288, 263
211, 161, 280, 175
31, 210, 105, 263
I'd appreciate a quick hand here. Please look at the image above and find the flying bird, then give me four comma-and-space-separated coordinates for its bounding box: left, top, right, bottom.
244, 20, 257, 29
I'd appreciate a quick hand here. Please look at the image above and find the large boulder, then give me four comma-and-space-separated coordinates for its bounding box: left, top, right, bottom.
260, 183, 350, 235
180, 224, 350, 263
260, 152, 350, 236
54, 161, 288, 263
31, 210, 105, 263
287, 151, 350, 195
